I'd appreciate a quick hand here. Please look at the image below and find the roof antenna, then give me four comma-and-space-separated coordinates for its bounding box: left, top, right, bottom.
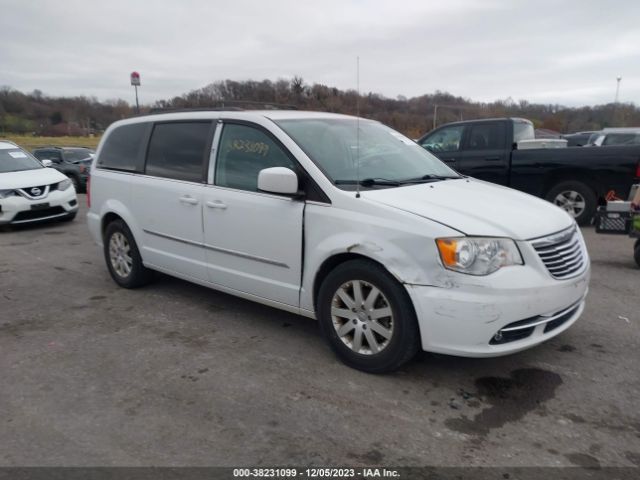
355, 56, 361, 199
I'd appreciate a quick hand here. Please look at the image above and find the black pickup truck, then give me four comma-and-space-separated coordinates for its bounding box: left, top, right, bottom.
417, 118, 640, 224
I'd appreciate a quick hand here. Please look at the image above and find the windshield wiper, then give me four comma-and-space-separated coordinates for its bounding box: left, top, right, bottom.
399, 174, 461, 184
335, 178, 401, 187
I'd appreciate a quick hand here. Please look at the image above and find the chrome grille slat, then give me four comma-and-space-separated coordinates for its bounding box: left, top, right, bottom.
536, 239, 580, 256
543, 248, 582, 266
548, 256, 583, 271
531, 227, 586, 280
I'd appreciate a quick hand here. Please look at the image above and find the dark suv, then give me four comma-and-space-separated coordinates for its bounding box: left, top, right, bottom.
32, 147, 94, 192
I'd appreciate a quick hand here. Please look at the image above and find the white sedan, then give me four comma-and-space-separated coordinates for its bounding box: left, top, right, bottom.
0, 141, 78, 226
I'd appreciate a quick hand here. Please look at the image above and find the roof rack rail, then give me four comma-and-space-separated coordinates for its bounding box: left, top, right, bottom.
148, 100, 299, 115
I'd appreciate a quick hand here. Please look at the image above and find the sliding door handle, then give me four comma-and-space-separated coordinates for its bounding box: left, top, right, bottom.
179, 195, 199, 205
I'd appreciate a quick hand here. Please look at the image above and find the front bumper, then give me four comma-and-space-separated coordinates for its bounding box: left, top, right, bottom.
407, 236, 590, 357
0, 188, 78, 225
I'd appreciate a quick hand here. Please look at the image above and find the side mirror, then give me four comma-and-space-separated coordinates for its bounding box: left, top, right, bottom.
41, 159, 53, 167
257, 167, 299, 195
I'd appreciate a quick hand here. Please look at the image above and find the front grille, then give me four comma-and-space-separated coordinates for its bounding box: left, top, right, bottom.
531, 227, 586, 279
16, 184, 51, 200
13, 206, 65, 222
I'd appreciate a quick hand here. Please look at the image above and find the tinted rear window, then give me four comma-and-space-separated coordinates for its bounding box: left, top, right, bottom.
466, 123, 506, 150
145, 122, 211, 182
98, 123, 149, 171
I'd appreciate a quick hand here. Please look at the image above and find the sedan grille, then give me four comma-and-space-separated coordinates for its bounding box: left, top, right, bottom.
531, 227, 586, 280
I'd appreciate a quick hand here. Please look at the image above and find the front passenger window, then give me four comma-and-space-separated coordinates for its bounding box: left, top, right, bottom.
215, 124, 296, 192
420, 126, 464, 153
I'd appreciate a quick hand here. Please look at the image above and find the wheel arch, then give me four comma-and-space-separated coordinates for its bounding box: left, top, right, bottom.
312, 252, 405, 312
98, 200, 143, 250
543, 170, 600, 199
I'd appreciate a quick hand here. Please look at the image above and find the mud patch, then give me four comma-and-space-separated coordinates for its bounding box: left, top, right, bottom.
445, 368, 562, 437
163, 330, 209, 348
625, 451, 640, 466
565, 452, 601, 468
347, 448, 384, 464
558, 344, 576, 353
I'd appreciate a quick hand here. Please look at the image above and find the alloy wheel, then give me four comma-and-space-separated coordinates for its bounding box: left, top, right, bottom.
554, 190, 586, 218
330, 280, 394, 355
109, 232, 133, 278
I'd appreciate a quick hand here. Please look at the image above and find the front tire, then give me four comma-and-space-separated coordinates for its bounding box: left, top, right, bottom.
317, 259, 420, 373
103, 219, 153, 288
634, 240, 640, 268
545, 181, 597, 225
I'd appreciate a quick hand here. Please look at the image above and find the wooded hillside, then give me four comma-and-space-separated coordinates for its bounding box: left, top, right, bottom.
2, 78, 639, 139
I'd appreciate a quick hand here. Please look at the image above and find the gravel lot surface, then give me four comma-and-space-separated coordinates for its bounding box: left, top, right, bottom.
1, 197, 639, 467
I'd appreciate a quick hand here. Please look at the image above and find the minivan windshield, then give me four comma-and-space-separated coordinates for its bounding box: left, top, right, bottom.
275, 118, 460, 188
0, 148, 43, 173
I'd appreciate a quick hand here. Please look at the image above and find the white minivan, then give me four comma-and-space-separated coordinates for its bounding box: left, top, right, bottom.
87, 111, 590, 372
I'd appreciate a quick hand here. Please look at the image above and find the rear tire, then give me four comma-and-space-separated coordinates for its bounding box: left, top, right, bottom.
634, 240, 640, 268
103, 219, 153, 288
545, 181, 597, 226
317, 259, 420, 373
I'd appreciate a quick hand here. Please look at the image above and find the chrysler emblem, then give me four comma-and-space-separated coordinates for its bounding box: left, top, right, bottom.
30, 187, 42, 196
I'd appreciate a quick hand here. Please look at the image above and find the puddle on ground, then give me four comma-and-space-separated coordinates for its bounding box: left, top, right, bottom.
445, 368, 563, 437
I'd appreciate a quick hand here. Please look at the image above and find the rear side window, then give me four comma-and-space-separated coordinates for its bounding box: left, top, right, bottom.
602, 133, 640, 146
145, 122, 211, 182
215, 123, 296, 192
466, 123, 506, 150
98, 123, 149, 171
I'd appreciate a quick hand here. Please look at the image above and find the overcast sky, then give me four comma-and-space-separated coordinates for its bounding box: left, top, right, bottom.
1, 0, 638, 107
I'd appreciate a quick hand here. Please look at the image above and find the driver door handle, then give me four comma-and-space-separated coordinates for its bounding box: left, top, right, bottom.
206, 200, 227, 210
179, 195, 199, 205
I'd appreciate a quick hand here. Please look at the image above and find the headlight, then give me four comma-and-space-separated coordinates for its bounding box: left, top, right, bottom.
436, 237, 523, 275
0, 189, 15, 199
58, 178, 73, 191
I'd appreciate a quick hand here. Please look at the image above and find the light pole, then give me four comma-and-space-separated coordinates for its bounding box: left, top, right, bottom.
615, 76, 622, 104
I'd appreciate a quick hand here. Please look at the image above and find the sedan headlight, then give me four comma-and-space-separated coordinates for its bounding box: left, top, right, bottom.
0, 189, 15, 199
57, 178, 73, 191
436, 237, 523, 275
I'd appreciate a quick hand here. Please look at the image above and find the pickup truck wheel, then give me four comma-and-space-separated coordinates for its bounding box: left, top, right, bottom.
546, 181, 596, 225
317, 259, 420, 373
68, 175, 80, 192
634, 240, 640, 268
103, 220, 153, 288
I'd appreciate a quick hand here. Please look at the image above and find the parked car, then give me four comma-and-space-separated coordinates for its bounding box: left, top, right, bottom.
418, 118, 640, 224
588, 128, 640, 147
561, 131, 598, 147
0, 141, 78, 226
32, 147, 94, 192
87, 111, 590, 373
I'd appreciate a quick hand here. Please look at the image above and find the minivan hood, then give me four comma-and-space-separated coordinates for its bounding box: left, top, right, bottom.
1, 167, 66, 189
363, 178, 573, 240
